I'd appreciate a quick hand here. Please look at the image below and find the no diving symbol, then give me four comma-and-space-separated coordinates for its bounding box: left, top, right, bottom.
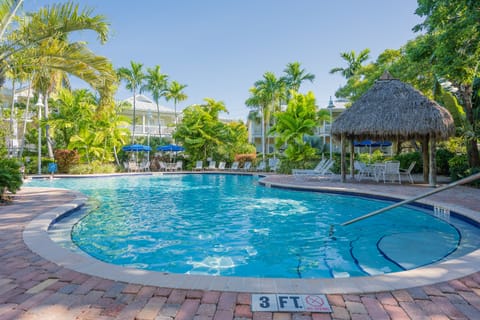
305, 295, 325, 307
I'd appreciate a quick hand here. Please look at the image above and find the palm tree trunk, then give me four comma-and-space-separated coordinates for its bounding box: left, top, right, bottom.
156, 103, 162, 138
43, 94, 54, 158
8, 78, 16, 157
261, 107, 266, 161
132, 88, 136, 144
19, 81, 33, 158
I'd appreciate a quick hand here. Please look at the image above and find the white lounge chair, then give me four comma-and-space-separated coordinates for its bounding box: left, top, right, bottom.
242, 161, 252, 171
293, 159, 335, 180
218, 161, 226, 170
207, 160, 216, 170
400, 161, 416, 184
292, 159, 327, 178
193, 160, 203, 171
255, 161, 266, 172
268, 158, 280, 172
230, 161, 239, 171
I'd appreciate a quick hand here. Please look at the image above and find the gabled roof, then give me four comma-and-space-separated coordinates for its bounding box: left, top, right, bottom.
122, 94, 175, 114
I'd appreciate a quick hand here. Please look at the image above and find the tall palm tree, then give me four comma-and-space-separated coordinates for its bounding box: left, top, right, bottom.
329, 49, 371, 79
245, 86, 270, 159
253, 72, 286, 157
143, 65, 169, 137
282, 62, 315, 101
164, 80, 188, 128
1, 2, 110, 87
117, 61, 145, 144
2, 2, 115, 157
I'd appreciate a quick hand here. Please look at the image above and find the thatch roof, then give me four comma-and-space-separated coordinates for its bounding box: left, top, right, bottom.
331, 72, 455, 141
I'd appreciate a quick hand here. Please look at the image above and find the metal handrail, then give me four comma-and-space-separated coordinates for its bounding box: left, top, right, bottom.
340, 172, 480, 227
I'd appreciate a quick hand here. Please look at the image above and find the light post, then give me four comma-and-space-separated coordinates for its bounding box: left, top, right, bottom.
36, 94, 44, 175
327, 96, 335, 161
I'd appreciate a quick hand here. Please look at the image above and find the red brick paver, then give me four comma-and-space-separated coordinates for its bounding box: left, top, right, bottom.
1, 182, 480, 319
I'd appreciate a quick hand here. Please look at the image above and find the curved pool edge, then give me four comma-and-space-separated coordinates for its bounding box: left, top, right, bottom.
22, 180, 480, 295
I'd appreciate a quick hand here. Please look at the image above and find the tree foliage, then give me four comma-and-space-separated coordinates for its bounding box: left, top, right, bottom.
174, 98, 253, 162
270, 91, 318, 165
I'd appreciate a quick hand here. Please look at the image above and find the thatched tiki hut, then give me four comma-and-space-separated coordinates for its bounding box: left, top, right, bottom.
331, 71, 455, 186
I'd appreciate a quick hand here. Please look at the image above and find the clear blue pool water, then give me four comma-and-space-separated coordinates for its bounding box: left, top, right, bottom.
27, 174, 480, 278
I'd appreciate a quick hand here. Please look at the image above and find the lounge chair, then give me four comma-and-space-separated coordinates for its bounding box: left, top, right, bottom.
400, 161, 416, 184
292, 159, 334, 180
268, 158, 280, 172
218, 161, 226, 170
292, 159, 327, 178
382, 161, 401, 184
230, 161, 239, 171
242, 161, 252, 171
255, 161, 266, 172
193, 160, 203, 171
207, 160, 216, 170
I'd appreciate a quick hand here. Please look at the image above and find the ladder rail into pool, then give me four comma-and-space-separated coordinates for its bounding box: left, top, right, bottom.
339, 172, 480, 227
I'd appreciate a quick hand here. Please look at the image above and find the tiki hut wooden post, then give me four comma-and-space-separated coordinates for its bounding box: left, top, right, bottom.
331, 71, 455, 186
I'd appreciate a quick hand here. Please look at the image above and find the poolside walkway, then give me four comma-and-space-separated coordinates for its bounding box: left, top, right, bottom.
1, 176, 480, 319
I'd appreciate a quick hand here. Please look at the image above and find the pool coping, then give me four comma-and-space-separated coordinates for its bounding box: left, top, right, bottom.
22, 176, 480, 294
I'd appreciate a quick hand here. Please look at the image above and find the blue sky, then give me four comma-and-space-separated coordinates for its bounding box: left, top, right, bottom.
24, 0, 423, 120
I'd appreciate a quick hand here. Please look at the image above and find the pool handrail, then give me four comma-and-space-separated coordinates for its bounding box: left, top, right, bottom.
340, 172, 480, 227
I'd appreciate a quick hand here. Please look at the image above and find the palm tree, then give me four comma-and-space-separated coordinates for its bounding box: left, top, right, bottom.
117, 61, 145, 144
143, 65, 169, 137
253, 72, 286, 157
3, 2, 115, 158
282, 62, 315, 101
1, 2, 110, 87
164, 80, 188, 128
246, 86, 269, 159
329, 49, 371, 79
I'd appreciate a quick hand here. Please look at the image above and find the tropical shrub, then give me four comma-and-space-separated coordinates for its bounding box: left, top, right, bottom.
393, 152, 423, 174
0, 158, 23, 202
69, 161, 117, 174
54, 149, 80, 173
435, 148, 455, 175
448, 154, 469, 181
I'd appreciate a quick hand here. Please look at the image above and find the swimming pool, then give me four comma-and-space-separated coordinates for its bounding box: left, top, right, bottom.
27, 174, 480, 279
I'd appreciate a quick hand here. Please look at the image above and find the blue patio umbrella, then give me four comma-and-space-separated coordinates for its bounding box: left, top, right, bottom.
122, 144, 152, 152
156, 144, 185, 152
354, 140, 392, 147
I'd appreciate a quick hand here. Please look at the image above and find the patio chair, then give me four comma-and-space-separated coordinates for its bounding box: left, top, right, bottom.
140, 160, 150, 172
207, 160, 217, 170
292, 159, 329, 179
158, 161, 167, 171
173, 160, 183, 171
303, 160, 337, 180
242, 161, 252, 171
255, 160, 266, 172
382, 161, 401, 184
400, 161, 416, 184
354, 161, 374, 181
218, 161, 226, 170
268, 158, 280, 172
193, 160, 203, 171
230, 161, 239, 171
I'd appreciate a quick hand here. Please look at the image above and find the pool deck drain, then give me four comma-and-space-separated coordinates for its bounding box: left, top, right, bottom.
1, 174, 480, 319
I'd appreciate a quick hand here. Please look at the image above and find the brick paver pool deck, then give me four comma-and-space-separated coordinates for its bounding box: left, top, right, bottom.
1, 174, 480, 319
